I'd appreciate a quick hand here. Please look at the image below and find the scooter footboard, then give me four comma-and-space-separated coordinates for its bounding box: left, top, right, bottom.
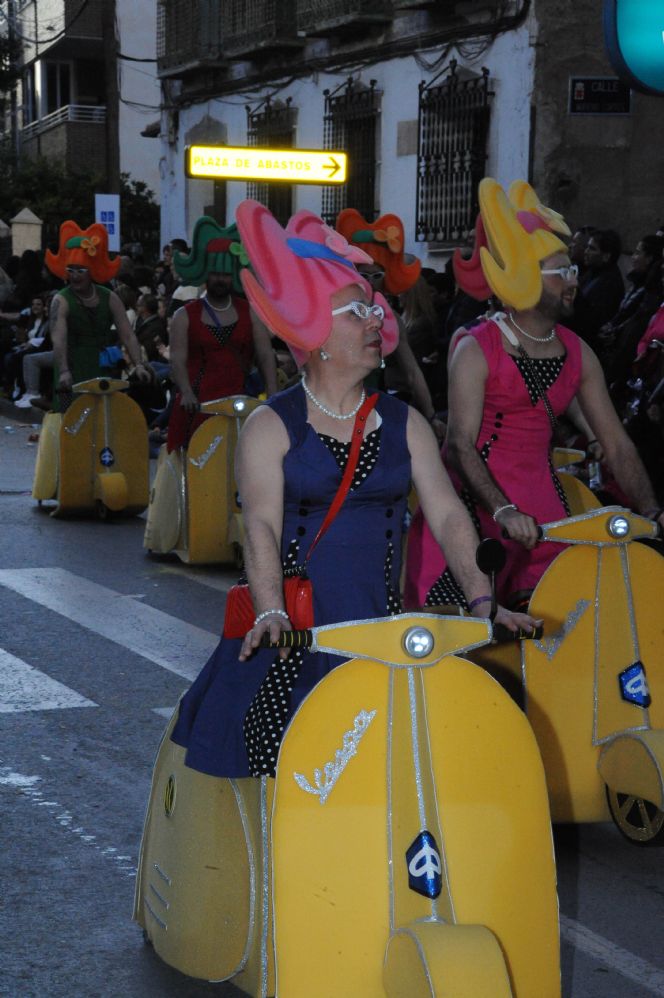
384, 922, 512, 998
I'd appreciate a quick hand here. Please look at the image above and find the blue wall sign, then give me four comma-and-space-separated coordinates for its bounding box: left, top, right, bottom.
604, 0, 664, 96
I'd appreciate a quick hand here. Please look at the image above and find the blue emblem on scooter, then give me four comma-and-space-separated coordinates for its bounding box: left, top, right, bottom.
619, 662, 651, 708
406, 830, 442, 899
99, 447, 115, 467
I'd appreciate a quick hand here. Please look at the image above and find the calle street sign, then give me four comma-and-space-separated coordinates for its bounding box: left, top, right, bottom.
186, 145, 348, 185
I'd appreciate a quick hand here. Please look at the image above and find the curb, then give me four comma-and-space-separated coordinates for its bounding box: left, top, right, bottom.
0, 397, 45, 425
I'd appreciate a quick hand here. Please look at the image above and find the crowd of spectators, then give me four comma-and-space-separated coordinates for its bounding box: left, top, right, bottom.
1, 220, 662, 503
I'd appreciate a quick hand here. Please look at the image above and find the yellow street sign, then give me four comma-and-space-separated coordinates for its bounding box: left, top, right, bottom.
186, 145, 348, 185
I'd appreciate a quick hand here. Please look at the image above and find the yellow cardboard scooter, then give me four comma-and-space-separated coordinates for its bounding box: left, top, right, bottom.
32, 377, 148, 518
551, 447, 600, 515
473, 507, 664, 844
143, 395, 260, 565
134, 610, 559, 997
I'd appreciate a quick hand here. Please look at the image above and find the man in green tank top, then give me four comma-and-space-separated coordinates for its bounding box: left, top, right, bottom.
45, 220, 151, 411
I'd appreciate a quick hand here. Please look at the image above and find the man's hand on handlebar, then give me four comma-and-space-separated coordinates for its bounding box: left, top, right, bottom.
240, 613, 291, 662
492, 604, 543, 637
494, 506, 539, 549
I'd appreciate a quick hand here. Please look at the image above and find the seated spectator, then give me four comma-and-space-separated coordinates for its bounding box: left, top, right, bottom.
572, 229, 625, 350
7, 295, 50, 405
135, 293, 168, 372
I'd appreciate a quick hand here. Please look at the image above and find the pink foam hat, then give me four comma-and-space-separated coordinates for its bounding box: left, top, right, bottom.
236, 200, 399, 366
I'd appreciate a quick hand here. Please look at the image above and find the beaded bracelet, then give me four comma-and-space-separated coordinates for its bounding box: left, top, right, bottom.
254, 608, 289, 626
468, 595, 492, 612
492, 503, 518, 522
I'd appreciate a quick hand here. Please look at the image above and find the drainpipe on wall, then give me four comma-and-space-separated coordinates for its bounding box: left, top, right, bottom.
102, 0, 121, 193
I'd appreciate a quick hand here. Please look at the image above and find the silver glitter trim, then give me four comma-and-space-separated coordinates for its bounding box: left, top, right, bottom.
540, 506, 654, 546
521, 639, 529, 713
103, 394, 110, 451
259, 776, 269, 998
144, 897, 167, 930
148, 882, 169, 909
417, 669, 453, 923
189, 434, 224, 469
592, 547, 602, 746
64, 406, 92, 435
293, 709, 377, 804
387, 928, 434, 993
153, 862, 171, 886
533, 599, 591, 660
387, 669, 395, 933
311, 612, 491, 668
229, 779, 256, 978
407, 669, 427, 831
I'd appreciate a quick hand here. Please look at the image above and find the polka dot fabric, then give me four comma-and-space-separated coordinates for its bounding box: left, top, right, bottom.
171, 384, 412, 778
243, 426, 403, 776
404, 318, 583, 608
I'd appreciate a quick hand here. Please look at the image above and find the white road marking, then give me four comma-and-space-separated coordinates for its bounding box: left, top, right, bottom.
0, 567, 218, 680
0, 763, 136, 878
0, 648, 97, 713
561, 914, 664, 995
157, 562, 235, 593
152, 707, 174, 719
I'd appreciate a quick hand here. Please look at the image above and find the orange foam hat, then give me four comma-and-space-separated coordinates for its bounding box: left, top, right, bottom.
45, 221, 122, 283
335, 209, 421, 295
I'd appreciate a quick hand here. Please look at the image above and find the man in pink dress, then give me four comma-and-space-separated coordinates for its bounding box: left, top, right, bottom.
405, 179, 664, 608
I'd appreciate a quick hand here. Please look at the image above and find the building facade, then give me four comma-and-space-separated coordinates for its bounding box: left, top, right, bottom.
10, 0, 160, 196
155, 0, 663, 260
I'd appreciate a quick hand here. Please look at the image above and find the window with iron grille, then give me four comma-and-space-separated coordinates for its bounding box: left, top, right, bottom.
246, 97, 297, 227
321, 78, 380, 226
416, 61, 492, 245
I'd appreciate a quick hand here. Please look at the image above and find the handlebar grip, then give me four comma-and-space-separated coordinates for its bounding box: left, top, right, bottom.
258, 629, 314, 649
492, 623, 543, 643
500, 526, 544, 540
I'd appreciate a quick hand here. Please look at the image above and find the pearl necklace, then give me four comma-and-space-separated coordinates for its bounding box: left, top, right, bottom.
301, 374, 365, 420
206, 296, 233, 312
509, 313, 556, 344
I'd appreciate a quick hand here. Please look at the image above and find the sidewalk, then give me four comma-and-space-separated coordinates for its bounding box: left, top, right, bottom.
0, 395, 45, 426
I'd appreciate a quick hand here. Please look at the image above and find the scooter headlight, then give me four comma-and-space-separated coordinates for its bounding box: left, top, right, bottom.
607, 514, 630, 539
233, 398, 246, 414
403, 626, 434, 659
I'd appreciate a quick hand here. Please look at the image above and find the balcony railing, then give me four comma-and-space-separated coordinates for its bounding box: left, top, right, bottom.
157, 0, 224, 75
223, 0, 302, 58
20, 104, 106, 141
296, 0, 392, 35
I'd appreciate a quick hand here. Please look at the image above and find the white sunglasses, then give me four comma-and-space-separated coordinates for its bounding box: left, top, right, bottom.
331, 300, 385, 321
540, 264, 579, 281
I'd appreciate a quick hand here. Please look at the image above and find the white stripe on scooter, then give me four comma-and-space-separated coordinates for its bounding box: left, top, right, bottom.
0, 568, 218, 680
0, 648, 97, 713
561, 914, 664, 995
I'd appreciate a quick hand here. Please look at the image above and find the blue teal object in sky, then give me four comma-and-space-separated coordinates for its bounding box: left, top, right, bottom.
604, 0, 664, 95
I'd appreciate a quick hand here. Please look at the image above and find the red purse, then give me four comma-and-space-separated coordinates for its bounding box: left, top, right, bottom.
223, 393, 378, 639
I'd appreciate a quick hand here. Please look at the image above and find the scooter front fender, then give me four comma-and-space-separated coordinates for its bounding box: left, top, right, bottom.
95, 471, 128, 511
598, 730, 664, 809
384, 921, 512, 998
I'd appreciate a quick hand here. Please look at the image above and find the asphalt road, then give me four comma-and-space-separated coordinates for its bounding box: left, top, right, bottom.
1, 416, 663, 998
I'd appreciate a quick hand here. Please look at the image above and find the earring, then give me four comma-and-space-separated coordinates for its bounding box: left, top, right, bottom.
320, 348, 330, 361
380, 357, 386, 369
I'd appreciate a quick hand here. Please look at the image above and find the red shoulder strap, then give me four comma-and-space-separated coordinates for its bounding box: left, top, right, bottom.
304, 392, 379, 562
